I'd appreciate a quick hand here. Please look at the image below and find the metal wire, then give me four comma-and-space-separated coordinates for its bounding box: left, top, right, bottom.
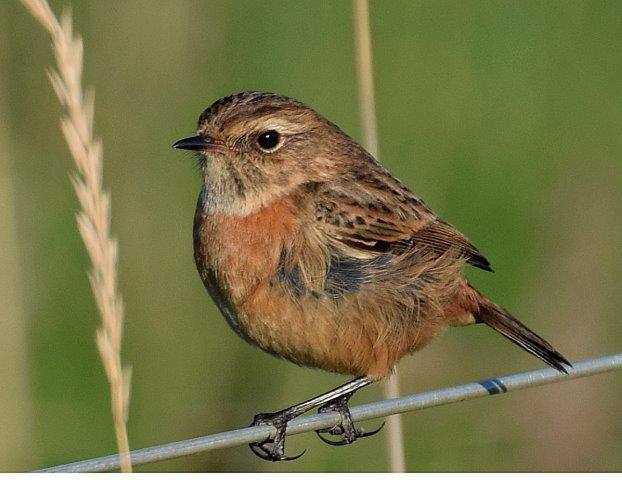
36, 352, 622, 473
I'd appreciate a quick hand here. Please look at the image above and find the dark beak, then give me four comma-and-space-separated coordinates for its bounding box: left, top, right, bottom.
172, 135, 213, 151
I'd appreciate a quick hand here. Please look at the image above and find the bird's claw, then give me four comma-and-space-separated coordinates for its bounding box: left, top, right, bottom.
316, 421, 385, 446
249, 438, 306, 461
248, 412, 306, 461
315, 393, 385, 446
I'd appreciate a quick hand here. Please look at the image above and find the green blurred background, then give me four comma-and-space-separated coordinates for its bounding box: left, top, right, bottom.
2, 0, 621, 472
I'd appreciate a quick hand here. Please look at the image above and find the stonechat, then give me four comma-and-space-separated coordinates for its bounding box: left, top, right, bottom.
173, 91, 570, 461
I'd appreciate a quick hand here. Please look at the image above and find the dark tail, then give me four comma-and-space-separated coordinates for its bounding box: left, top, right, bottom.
473, 294, 572, 374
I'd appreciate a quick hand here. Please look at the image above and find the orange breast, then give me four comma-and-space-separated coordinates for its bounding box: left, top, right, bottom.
193, 193, 309, 346
193, 191, 471, 380
195, 195, 299, 301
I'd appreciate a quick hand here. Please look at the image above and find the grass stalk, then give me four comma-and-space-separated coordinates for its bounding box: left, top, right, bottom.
21, 0, 132, 472
352, 0, 406, 472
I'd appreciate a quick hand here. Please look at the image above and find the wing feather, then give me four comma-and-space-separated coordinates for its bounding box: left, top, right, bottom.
306, 173, 492, 271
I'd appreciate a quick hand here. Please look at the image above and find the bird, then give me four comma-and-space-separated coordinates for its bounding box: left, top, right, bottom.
173, 91, 571, 461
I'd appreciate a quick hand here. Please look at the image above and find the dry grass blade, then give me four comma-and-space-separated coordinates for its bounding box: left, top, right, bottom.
352, 0, 406, 472
21, 0, 132, 473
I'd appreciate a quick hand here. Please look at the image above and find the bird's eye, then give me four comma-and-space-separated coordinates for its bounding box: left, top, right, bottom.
256, 130, 281, 151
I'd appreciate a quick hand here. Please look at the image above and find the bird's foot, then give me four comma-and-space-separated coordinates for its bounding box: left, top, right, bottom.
249, 411, 306, 461
315, 392, 385, 446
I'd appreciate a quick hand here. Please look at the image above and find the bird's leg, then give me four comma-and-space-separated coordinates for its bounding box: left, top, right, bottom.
315, 391, 385, 446
249, 376, 372, 461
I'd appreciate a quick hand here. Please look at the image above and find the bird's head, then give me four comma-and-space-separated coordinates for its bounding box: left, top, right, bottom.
174, 91, 368, 215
